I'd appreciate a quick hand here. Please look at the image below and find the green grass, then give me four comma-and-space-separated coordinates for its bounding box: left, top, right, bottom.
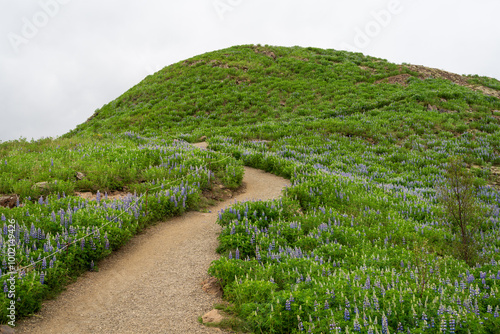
2, 44, 500, 333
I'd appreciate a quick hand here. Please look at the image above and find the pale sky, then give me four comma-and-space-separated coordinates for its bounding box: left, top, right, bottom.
1, 0, 499, 142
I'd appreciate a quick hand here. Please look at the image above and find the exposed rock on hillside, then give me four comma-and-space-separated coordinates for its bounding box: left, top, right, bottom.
0, 195, 17, 208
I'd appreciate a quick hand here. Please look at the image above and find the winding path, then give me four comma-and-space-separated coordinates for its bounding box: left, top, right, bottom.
16, 142, 290, 334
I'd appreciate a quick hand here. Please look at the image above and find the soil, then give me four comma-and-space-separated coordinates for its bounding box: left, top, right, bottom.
375, 73, 412, 86
15, 143, 290, 334
406, 64, 500, 99
74, 191, 133, 201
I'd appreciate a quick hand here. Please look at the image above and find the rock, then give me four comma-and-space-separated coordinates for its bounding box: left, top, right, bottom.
75, 192, 93, 200
76, 172, 85, 180
199, 136, 207, 142
32, 182, 50, 190
201, 277, 223, 297
0, 195, 17, 208
0, 325, 15, 334
202, 309, 223, 324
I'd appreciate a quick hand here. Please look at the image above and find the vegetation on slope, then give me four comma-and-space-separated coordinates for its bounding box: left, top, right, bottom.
2, 44, 500, 332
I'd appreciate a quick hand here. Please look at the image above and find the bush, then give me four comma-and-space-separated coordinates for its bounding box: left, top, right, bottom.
437, 157, 485, 265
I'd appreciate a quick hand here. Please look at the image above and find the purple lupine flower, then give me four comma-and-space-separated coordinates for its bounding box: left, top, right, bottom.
344, 308, 350, 321
364, 276, 371, 289
353, 318, 361, 332
363, 295, 371, 309
40, 271, 45, 284
3, 281, 7, 293
285, 299, 291, 311
235, 248, 240, 260
373, 294, 379, 311
441, 318, 447, 333
449, 317, 456, 334
90, 260, 94, 271
42, 258, 47, 270
381, 313, 389, 334
80, 238, 85, 250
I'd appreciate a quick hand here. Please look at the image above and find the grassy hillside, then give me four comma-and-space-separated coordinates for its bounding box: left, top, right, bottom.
67, 44, 500, 143
2, 44, 500, 333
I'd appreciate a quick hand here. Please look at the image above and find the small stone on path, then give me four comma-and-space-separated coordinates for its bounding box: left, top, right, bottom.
202, 309, 223, 324
0, 325, 15, 334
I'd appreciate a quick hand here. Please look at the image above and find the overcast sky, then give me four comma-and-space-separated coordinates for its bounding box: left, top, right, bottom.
1, 0, 499, 142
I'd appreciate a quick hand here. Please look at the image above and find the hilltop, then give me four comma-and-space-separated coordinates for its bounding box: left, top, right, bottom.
66, 44, 500, 144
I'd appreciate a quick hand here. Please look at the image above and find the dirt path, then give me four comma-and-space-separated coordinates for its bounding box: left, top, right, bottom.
16, 142, 289, 334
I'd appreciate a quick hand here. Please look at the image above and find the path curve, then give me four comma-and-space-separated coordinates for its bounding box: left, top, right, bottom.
16, 143, 289, 334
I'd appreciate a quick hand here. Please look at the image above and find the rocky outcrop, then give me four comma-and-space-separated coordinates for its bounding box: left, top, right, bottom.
32, 182, 50, 190
201, 277, 223, 298
0, 195, 17, 208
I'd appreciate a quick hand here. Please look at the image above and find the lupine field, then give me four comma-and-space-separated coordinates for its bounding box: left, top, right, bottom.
0, 134, 244, 321
2, 45, 500, 333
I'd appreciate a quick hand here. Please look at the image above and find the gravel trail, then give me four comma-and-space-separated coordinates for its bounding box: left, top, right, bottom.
16, 142, 289, 334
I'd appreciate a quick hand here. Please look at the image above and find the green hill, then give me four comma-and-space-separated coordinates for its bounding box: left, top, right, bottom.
67, 44, 500, 143
2, 45, 500, 333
